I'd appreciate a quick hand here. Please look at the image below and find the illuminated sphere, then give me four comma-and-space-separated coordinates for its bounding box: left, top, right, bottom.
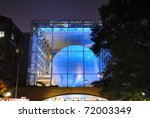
52, 45, 99, 87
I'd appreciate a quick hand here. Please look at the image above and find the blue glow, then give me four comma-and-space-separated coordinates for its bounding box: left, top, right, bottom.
44, 94, 107, 101
52, 45, 99, 87
29, 23, 110, 86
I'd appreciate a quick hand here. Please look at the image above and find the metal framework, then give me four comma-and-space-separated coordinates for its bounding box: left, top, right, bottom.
28, 20, 110, 86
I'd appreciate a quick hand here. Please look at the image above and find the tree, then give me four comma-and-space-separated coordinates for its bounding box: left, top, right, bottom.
0, 80, 7, 97
91, 0, 150, 100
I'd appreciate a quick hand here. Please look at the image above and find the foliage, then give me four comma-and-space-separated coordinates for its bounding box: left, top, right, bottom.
0, 80, 7, 96
91, 0, 150, 100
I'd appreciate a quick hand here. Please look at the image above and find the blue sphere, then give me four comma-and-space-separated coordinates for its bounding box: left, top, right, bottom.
52, 45, 99, 87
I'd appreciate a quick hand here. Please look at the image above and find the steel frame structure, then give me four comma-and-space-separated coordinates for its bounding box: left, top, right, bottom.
28, 20, 110, 86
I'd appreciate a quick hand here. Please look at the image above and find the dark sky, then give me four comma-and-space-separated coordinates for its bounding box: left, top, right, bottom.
0, 0, 106, 32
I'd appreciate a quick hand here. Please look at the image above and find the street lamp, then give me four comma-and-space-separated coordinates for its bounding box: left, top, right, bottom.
3, 92, 11, 101
4, 92, 11, 97
15, 48, 20, 98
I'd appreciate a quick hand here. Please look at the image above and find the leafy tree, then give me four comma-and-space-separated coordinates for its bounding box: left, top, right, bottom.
0, 80, 7, 97
91, 0, 150, 100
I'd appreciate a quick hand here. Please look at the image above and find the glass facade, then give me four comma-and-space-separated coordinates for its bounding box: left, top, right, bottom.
52, 45, 99, 87
29, 20, 110, 87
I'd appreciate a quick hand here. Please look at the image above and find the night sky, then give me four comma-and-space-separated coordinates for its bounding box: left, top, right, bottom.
0, 0, 106, 32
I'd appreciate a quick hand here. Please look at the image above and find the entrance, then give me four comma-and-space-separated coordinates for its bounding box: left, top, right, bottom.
43, 94, 107, 101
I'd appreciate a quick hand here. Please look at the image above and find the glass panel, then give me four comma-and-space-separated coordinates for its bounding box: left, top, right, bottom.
34, 28, 52, 82
84, 50, 99, 74
53, 28, 68, 51
68, 28, 84, 46
52, 50, 67, 74
83, 28, 94, 48
84, 74, 100, 86
71, 74, 84, 87
68, 50, 83, 74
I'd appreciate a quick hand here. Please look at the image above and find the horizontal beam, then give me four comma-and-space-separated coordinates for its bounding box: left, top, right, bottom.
18, 87, 101, 101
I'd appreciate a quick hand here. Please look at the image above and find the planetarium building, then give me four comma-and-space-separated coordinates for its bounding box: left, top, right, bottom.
28, 20, 110, 87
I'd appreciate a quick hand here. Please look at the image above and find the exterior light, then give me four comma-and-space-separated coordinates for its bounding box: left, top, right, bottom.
4, 92, 11, 98
0, 31, 5, 37
142, 92, 146, 96
85, 80, 87, 83
16, 48, 20, 54
97, 73, 103, 79
97, 74, 100, 78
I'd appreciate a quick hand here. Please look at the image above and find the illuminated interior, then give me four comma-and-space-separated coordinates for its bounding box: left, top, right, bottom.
29, 20, 110, 87
52, 45, 99, 87
43, 94, 107, 101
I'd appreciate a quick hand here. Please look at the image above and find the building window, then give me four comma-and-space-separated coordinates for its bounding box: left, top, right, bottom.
11, 33, 14, 40
0, 31, 5, 38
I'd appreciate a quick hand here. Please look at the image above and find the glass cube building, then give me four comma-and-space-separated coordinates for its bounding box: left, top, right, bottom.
28, 20, 110, 87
